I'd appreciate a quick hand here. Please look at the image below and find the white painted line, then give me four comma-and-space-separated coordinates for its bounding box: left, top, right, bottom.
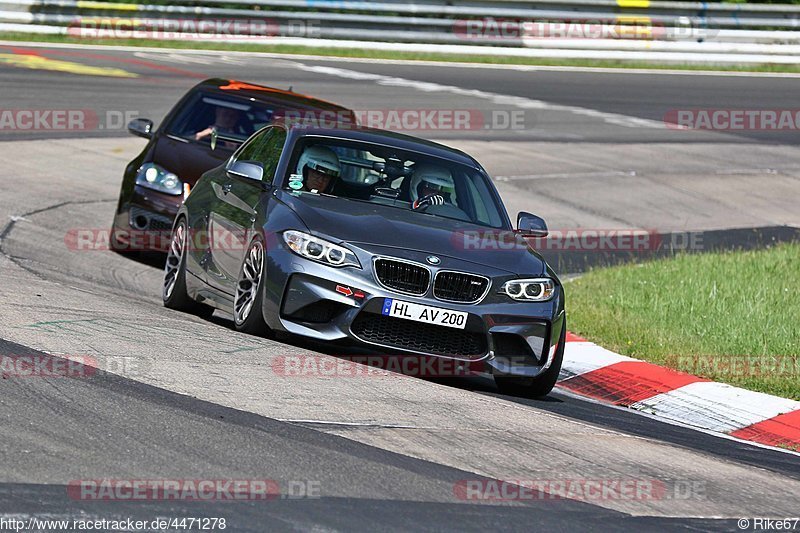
296, 63, 666, 129
630, 381, 800, 434
131, 51, 250, 66
712, 168, 778, 175
4, 39, 800, 78
495, 170, 637, 181
277, 419, 423, 429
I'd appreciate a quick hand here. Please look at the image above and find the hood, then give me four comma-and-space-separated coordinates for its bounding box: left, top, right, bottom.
277, 190, 546, 277
153, 135, 232, 186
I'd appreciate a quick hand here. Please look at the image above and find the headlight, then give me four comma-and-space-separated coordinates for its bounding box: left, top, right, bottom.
283, 230, 361, 268
135, 163, 183, 195
501, 278, 556, 302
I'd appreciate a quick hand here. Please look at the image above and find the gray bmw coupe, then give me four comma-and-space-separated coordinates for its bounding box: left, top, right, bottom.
163, 122, 566, 397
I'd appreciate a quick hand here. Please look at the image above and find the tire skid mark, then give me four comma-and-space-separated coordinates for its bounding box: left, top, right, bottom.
1, 199, 115, 280
17, 316, 271, 355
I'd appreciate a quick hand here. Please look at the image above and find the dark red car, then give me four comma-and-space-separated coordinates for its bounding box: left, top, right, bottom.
111, 78, 353, 252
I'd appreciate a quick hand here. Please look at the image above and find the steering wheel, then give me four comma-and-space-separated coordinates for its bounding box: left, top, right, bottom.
412, 193, 446, 210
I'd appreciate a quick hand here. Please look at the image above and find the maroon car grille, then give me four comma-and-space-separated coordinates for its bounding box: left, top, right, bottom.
373, 258, 430, 296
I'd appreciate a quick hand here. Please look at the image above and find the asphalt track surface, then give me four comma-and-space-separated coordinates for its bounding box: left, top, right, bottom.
0, 43, 799, 531
3, 44, 800, 145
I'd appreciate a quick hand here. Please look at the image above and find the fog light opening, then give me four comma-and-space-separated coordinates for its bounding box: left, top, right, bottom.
132, 215, 149, 230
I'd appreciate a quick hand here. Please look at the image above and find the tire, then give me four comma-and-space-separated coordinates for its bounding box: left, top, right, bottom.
162, 218, 213, 319
494, 321, 566, 399
233, 237, 272, 337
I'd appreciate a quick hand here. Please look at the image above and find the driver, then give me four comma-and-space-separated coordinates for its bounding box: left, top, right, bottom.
195, 106, 243, 142
409, 164, 455, 210
296, 145, 341, 194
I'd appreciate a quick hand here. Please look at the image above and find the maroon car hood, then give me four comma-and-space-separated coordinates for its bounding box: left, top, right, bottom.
154, 135, 232, 185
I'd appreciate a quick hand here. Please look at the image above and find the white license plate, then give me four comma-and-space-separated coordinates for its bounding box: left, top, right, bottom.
381, 298, 468, 329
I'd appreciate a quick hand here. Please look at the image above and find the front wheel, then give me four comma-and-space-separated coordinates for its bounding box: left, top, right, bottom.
163, 219, 213, 319
233, 238, 272, 337
494, 321, 566, 398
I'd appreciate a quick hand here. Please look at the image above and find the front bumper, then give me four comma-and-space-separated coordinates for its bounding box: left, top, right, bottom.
112, 185, 183, 252
264, 252, 563, 378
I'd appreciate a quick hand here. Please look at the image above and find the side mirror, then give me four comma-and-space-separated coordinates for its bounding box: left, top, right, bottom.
516, 211, 548, 238
227, 161, 264, 182
127, 118, 153, 139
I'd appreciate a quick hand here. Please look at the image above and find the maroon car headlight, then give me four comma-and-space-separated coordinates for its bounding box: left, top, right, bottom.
136, 163, 183, 196
501, 278, 556, 302
283, 230, 361, 269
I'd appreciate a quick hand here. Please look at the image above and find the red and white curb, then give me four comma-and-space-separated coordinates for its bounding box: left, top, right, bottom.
557, 333, 800, 452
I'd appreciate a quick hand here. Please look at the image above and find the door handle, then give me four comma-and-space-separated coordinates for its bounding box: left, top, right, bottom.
222, 183, 232, 194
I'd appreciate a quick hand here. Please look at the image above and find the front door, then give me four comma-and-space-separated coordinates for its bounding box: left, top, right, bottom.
206, 126, 287, 294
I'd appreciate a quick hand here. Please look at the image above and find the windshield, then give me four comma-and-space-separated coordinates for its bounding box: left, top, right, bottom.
166, 92, 278, 146
283, 137, 507, 228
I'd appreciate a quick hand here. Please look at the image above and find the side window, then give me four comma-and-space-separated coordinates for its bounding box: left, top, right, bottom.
166, 92, 258, 144
233, 131, 267, 165
232, 127, 287, 183
462, 172, 503, 227
254, 128, 287, 183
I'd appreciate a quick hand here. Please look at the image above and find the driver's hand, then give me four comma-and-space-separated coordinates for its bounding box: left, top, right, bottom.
412, 194, 445, 210
195, 126, 214, 141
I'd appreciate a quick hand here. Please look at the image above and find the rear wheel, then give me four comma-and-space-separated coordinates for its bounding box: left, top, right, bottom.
233, 238, 272, 337
162, 218, 213, 319
494, 321, 566, 398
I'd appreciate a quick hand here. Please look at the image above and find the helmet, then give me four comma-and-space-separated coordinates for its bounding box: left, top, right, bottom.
296, 145, 341, 180
410, 164, 454, 202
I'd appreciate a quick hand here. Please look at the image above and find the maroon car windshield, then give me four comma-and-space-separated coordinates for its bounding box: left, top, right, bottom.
166, 92, 279, 145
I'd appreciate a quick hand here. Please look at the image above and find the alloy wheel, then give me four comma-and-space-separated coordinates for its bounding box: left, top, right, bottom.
163, 221, 185, 300
234, 240, 265, 325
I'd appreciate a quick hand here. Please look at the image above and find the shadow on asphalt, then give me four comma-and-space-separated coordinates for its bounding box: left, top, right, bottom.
198, 310, 800, 482
109, 224, 800, 479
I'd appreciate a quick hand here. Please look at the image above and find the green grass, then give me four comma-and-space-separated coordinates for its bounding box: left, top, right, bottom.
566, 243, 800, 399
5, 32, 800, 73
